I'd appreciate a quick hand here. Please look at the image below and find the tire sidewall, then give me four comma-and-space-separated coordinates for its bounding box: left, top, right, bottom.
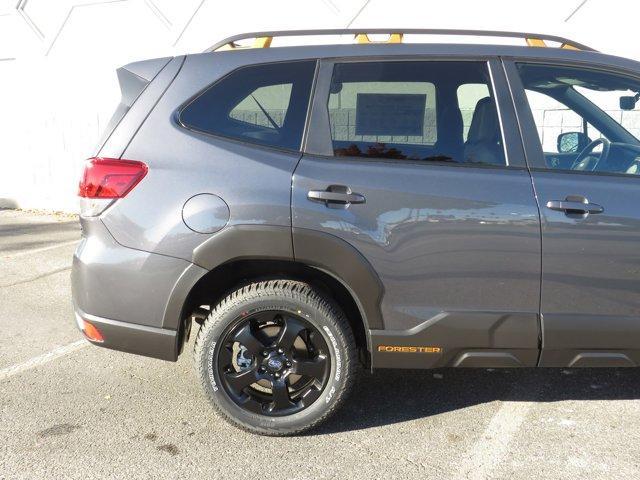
198, 292, 348, 432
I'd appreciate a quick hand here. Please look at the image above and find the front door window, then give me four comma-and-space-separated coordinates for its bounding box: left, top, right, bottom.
517, 63, 640, 175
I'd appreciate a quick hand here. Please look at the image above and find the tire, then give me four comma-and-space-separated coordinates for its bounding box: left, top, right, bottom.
194, 279, 357, 436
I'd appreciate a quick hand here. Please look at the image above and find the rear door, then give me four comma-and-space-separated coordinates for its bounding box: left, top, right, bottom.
292, 58, 542, 369
505, 60, 640, 367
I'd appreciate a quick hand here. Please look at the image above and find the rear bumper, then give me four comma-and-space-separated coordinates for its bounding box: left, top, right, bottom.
74, 308, 179, 361
71, 217, 206, 361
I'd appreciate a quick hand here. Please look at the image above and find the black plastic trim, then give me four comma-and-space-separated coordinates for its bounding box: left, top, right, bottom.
370, 311, 539, 369
192, 225, 294, 270
292, 227, 385, 331
162, 262, 209, 330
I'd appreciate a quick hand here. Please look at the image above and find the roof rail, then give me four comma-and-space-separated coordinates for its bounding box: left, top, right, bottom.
207, 29, 596, 53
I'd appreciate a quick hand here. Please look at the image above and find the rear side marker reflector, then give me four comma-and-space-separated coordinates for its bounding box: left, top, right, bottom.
78, 158, 148, 199
81, 319, 104, 343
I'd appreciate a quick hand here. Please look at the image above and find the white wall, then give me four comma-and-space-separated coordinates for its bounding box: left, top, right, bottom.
0, 0, 637, 212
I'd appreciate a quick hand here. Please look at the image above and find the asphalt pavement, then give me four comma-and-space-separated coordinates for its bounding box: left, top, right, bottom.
1, 209, 639, 479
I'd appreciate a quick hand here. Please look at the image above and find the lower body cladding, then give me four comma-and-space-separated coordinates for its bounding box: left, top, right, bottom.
539, 313, 640, 368
369, 311, 640, 369
369, 312, 540, 369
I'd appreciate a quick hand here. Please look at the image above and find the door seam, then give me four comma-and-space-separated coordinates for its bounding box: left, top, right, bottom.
499, 57, 544, 364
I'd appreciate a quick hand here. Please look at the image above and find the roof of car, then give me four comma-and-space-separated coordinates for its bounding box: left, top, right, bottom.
198, 42, 640, 76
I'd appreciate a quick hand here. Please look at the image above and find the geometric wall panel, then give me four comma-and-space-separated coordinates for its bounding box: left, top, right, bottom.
0, 0, 637, 211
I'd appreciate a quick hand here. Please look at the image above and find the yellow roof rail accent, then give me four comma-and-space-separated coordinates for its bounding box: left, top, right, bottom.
527, 37, 582, 50
526, 38, 547, 48
355, 33, 403, 44
216, 36, 273, 51
254, 36, 273, 49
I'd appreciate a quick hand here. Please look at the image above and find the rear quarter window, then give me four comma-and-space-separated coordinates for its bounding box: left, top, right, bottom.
179, 60, 316, 151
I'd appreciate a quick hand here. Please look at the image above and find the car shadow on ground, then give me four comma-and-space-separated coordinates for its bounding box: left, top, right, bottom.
313, 367, 640, 435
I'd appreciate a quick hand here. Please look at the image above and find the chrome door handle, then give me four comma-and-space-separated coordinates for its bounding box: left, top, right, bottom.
307, 185, 366, 207
546, 195, 604, 215
307, 191, 366, 203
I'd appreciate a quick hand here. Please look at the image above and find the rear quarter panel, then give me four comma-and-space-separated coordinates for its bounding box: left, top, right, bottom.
100, 53, 304, 262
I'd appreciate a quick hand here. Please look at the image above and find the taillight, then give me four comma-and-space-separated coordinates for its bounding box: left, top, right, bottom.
79, 157, 147, 198
78, 157, 147, 216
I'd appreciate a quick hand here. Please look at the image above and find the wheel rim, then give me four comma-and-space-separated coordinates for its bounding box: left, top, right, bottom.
216, 310, 331, 416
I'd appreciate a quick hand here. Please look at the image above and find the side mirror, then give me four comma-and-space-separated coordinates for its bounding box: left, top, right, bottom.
557, 131, 590, 154
620, 95, 637, 111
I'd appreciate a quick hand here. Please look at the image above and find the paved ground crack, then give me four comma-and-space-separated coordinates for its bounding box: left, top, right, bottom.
0, 266, 71, 288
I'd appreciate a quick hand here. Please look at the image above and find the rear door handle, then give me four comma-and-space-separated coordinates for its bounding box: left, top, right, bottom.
307, 185, 366, 207
546, 195, 604, 215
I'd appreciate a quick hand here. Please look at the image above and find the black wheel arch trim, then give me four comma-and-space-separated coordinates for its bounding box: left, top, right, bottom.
291, 227, 384, 332
163, 225, 385, 352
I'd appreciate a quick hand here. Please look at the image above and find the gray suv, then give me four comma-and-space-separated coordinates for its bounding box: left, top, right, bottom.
72, 29, 640, 435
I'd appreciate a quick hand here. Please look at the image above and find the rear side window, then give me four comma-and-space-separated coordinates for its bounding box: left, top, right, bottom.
179, 61, 316, 151
328, 61, 505, 166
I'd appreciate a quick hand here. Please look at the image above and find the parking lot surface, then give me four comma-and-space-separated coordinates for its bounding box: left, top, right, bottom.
1, 209, 639, 479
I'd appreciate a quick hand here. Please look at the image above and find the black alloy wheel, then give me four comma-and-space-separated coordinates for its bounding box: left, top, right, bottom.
217, 310, 331, 416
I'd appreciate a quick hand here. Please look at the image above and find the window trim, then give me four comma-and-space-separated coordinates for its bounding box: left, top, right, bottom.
176, 59, 319, 154
304, 56, 527, 169
503, 57, 640, 177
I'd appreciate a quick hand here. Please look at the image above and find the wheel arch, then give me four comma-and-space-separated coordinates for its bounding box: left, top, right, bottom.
163, 225, 384, 362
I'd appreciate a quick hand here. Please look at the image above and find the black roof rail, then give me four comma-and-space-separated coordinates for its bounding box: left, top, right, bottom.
206, 28, 596, 53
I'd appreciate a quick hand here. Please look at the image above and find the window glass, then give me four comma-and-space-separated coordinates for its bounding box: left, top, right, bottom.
180, 61, 316, 151
328, 61, 505, 166
575, 86, 640, 138
522, 89, 603, 154
457, 83, 489, 140
230, 84, 292, 129
329, 80, 437, 147
517, 63, 640, 175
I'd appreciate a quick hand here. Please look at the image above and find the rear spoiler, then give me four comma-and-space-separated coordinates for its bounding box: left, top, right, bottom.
94, 57, 172, 154
116, 57, 172, 108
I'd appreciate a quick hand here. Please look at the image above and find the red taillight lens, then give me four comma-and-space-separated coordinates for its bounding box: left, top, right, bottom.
78, 157, 148, 198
